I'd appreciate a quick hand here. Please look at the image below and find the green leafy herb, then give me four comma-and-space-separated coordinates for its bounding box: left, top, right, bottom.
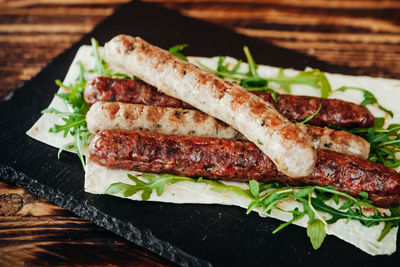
198, 48, 396, 123
307, 219, 326, 250
44, 38, 132, 169
266, 69, 332, 98
272, 208, 305, 234
105, 174, 400, 249
42, 60, 90, 169
299, 104, 321, 124
91, 38, 107, 76
349, 122, 400, 169
105, 173, 191, 200
243, 46, 257, 77
197, 177, 252, 199
336, 86, 393, 117
90, 38, 133, 79
169, 44, 188, 62
197, 47, 332, 98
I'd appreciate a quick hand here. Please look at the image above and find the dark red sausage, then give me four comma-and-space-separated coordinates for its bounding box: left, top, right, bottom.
84, 76, 193, 109
252, 92, 375, 129
84, 77, 375, 129
89, 130, 400, 207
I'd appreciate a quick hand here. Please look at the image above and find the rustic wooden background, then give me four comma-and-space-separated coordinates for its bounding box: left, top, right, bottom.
1, 0, 399, 265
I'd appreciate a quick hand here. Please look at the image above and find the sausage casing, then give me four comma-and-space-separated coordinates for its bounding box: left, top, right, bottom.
86, 101, 244, 140
89, 130, 400, 208
104, 35, 316, 177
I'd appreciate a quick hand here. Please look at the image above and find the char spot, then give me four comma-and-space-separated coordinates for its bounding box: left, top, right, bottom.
324, 143, 333, 148
122, 105, 143, 121
230, 88, 251, 111
211, 79, 231, 99
104, 102, 121, 119
169, 110, 185, 123
248, 99, 267, 116
197, 72, 209, 86
118, 35, 136, 53
215, 119, 230, 128
279, 125, 305, 142
193, 111, 209, 123
146, 107, 164, 123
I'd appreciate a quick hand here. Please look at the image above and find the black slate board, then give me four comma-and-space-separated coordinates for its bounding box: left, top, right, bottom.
0, 1, 399, 266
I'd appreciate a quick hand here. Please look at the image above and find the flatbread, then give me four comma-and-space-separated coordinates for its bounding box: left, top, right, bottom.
27, 45, 400, 255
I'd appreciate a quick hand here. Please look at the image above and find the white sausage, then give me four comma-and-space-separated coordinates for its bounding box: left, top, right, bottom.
104, 35, 317, 177
86, 101, 244, 140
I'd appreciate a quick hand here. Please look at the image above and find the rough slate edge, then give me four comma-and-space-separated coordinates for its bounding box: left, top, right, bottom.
0, 165, 207, 266
0, 1, 397, 266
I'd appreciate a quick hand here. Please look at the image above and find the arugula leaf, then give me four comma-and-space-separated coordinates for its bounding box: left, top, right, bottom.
49, 117, 86, 137
90, 37, 133, 78
169, 44, 188, 62
298, 197, 315, 223
105, 173, 191, 200
267, 69, 332, 97
104, 172, 400, 250
243, 46, 258, 77
42, 60, 90, 169
104, 182, 133, 195
249, 180, 260, 198
336, 86, 393, 117
299, 104, 321, 124
199, 47, 332, 98
197, 178, 252, 199
41, 107, 85, 117
272, 208, 305, 234
292, 187, 314, 198
307, 219, 326, 250
379, 206, 400, 241
349, 123, 400, 169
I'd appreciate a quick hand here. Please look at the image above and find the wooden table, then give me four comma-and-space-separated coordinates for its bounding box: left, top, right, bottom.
1, 0, 399, 265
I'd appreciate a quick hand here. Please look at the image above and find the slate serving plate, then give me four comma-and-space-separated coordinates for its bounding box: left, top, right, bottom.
0, 1, 399, 266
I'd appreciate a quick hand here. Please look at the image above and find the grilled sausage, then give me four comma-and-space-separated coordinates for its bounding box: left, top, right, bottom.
104, 35, 317, 177
84, 76, 193, 109
84, 76, 374, 129
86, 101, 370, 158
89, 130, 400, 208
86, 101, 244, 140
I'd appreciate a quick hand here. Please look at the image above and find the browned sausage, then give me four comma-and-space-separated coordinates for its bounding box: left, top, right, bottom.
84, 77, 193, 109
89, 130, 400, 208
84, 76, 374, 129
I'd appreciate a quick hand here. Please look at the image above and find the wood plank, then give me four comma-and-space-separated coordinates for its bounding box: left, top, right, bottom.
0, 24, 95, 33
1, 0, 400, 265
143, 0, 400, 9
1, 0, 130, 8
0, 7, 114, 16
0, 181, 175, 266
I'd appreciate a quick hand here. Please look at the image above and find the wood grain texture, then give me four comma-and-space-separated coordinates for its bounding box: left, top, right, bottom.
0, 182, 175, 266
0, 0, 399, 265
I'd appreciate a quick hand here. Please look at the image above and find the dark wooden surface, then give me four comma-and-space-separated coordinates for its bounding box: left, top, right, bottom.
1, 0, 400, 265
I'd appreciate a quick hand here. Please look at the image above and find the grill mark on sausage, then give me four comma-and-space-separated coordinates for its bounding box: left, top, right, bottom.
192, 110, 208, 124
89, 130, 400, 208
146, 106, 164, 123
121, 104, 143, 121
102, 102, 120, 119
